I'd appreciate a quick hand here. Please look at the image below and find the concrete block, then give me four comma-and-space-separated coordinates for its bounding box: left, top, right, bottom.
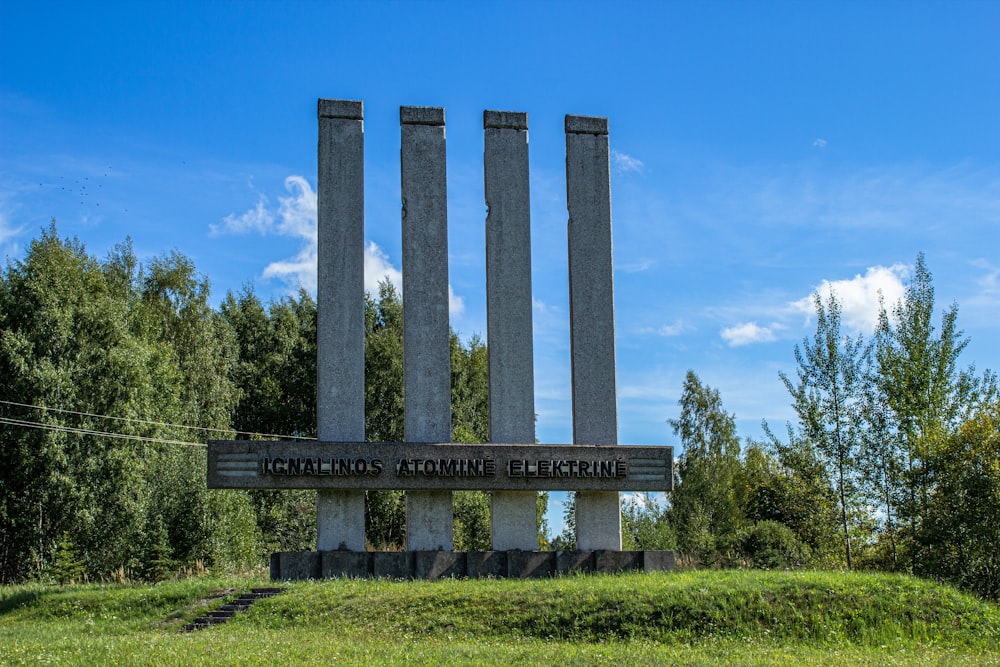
595, 549, 642, 573
272, 551, 321, 581
413, 551, 466, 580
269, 552, 281, 581
484, 110, 527, 130
401, 105, 445, 126
508, 551, 556, 578
643, 550, 676, 572
467, 551, 507, 578
565, 114, 608, 135
318, 98, 363, 120
373, 552, 412, 579
557, 550, 596, 574
322, 551, 371, 579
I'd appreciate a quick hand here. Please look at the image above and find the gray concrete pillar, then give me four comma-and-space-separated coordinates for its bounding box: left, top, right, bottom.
484, 110, 538, 550
316, 99, 367, 551
400, 106, 453, 550
565, 114, 622, 550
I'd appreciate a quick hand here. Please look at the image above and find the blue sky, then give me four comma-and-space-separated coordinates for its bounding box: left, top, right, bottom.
3, 1, 999, 529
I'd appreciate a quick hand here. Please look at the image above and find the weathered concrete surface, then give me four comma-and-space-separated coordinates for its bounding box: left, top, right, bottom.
316, 98, 366, 552
565, 114, 622, 551
208, 440, 672, 491
643, 550, 677, 572
413, 551, 466, 580
373, 552, 411, 579
557, 549, 596, 574
269, 550, 674, 580
485, 109, 538, 550
507, 551, 557, 578
467, 551, 507, 578
322, 550, 370, 579
271, 551, 321, 581
401, 106, 453, 551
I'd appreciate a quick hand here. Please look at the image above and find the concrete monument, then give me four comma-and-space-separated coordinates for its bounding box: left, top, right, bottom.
208, 99, 674, 580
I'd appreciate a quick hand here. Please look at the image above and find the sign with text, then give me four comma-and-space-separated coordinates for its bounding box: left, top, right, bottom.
208, 441, 673, 492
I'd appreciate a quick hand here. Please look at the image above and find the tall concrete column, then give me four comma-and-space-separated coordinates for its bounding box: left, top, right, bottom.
484, 110, 537, 550
565, 114, 622, 550
316, 99, 367, 551
401, 106, 453, 550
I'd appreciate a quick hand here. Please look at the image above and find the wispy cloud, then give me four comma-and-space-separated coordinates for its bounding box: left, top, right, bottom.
612, 149, 644, 174
721, 321, 778, 346
618, 257, 655, 273
218, 175, 464, 315
791, 264, 909, 333
812, 138, 828, 149
0, 197, 26, 253
638, 321, 687, 337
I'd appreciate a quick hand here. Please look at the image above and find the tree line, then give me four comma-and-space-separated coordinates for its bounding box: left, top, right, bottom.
593, 253, 997, 600
0, 223, 513, 584
2, 225, 996, 601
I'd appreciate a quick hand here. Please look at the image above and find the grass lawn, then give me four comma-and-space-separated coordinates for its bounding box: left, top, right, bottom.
2, 569, 998, 665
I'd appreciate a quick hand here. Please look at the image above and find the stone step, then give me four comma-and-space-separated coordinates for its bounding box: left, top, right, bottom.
178, 587, 286, 633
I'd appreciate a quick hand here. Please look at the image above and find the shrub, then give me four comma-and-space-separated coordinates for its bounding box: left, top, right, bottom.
737, 520, 810, 569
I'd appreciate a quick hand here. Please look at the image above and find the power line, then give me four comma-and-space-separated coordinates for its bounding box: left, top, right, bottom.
0, 416, 207, 448
0, 399, 316, 441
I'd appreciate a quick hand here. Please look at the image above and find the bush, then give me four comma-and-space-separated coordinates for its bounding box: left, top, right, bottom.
737, 520, 810, 570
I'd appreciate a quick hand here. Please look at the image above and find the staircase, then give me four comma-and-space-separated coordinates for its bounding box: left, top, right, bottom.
181, 587, 285, 632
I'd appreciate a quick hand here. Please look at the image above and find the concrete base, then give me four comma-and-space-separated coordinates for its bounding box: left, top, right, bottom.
270, 550, 675, 581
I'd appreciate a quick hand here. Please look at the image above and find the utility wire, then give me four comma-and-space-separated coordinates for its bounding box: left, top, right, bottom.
0, 416, 207, 448
0, 399, 316, 441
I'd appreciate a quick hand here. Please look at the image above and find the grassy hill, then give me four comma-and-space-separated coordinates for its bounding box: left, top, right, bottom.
2, 569, 998, 665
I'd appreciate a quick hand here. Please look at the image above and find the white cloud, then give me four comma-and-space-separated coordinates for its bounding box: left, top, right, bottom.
0, 193, 26, 250
612, 149, 644, 174
813, 138, 828, 149
211, 197, 274, 236
220, 175, 464, 315
618, 257, 655, 273
791, 264, 909, 333
638, 321, 686, 337
721, 321, 777, 346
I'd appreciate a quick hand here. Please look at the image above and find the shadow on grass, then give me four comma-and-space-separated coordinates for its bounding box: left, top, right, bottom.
0, 589, 44, 615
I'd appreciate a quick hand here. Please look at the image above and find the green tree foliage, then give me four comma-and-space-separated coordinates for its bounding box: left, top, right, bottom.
0, 224, 259, 583
224, 278, 501, 552
668, 371, 745, 565
621, 493, 675, 550
743, 435, 841, 565
780, 291, 865, 568
736, 520, 810, 570
870, 253, 996, 572
47, 532, 86, 584
922, 401, 1000, 600
221, 289, 317, 553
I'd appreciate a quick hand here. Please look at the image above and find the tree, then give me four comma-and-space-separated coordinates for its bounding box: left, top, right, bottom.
780, 291, 865, 569
668, 371, 744, 565
750, 429, 841, 566
621, 493, 675, 551
870, 253, 996, 571
925, 401, 1000, 601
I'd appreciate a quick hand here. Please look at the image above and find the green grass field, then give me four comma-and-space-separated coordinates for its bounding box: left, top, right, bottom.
2, 569, 998, 665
